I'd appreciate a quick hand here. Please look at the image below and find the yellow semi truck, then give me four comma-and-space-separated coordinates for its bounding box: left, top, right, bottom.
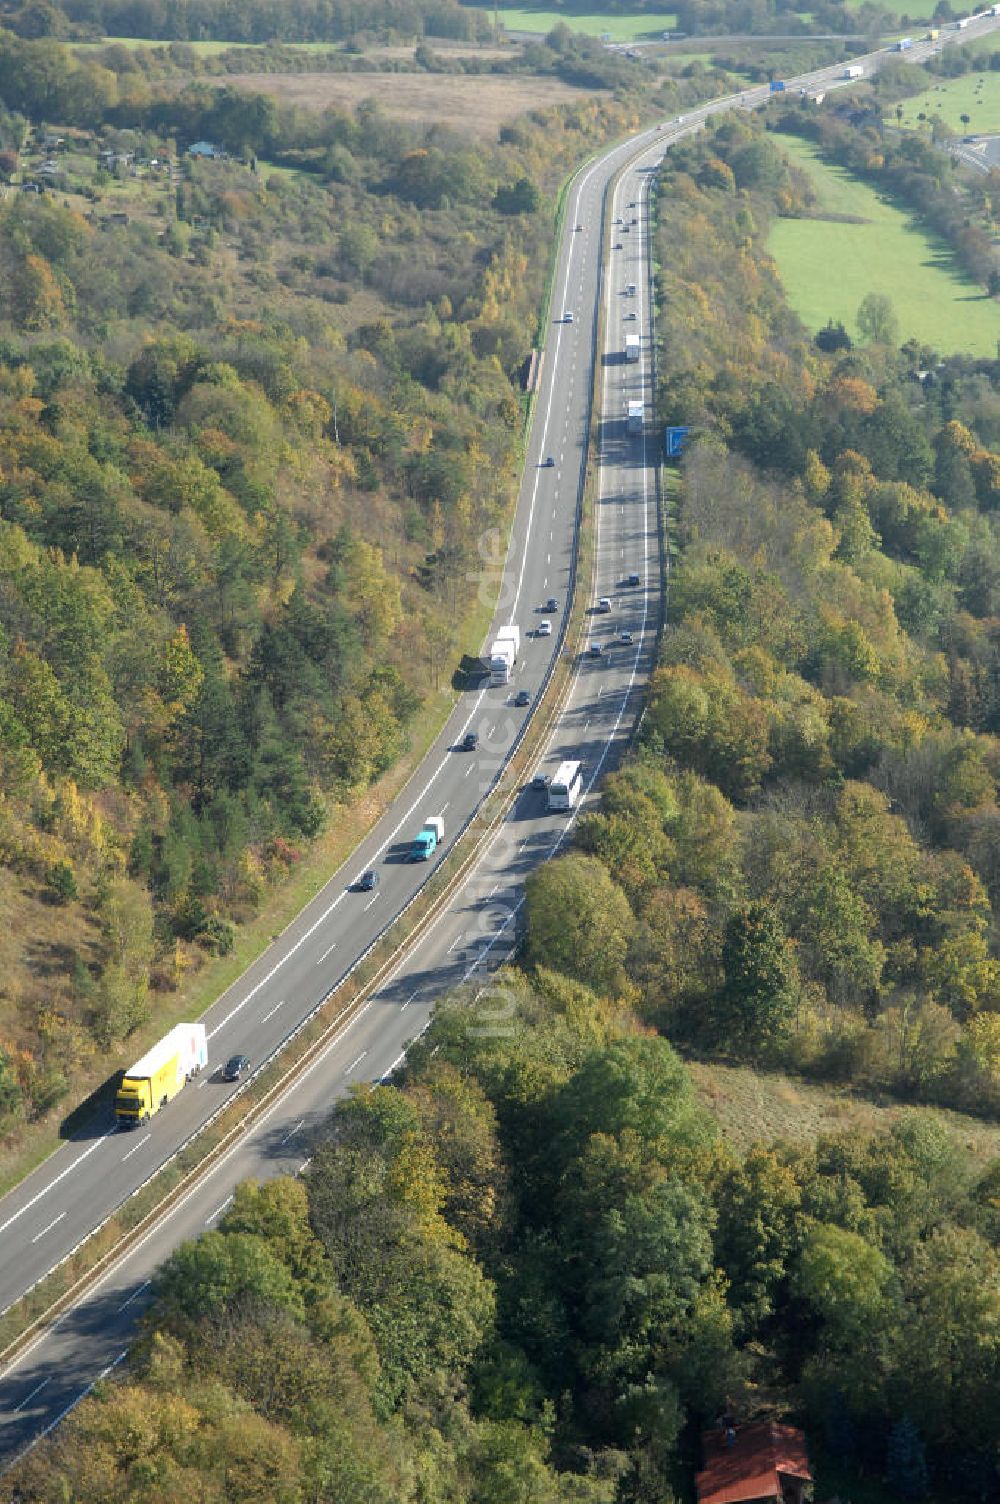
115, 1022, 208, 1126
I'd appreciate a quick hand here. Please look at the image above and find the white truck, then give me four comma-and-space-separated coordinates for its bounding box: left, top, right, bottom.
626, 400, 643, 435
843, 64, 864, 79
625, 334, 640, 362
489, 624, 520, 685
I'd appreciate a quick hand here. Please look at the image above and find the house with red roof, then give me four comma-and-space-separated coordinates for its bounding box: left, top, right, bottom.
696, 1419, 813, 1504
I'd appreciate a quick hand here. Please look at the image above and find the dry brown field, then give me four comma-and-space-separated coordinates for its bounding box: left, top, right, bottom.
222, 71, 604, 137
365, 43, 517, 61
689, 1058, 1000, 1169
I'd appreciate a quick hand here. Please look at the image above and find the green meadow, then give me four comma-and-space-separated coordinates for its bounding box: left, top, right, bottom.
74, 35, 251, 53
768, 135, 997, 356
496, 7, 677, 39
897, 67, 1000, 133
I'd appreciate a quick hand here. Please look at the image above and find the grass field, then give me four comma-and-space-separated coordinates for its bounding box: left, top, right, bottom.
768, 135, 996, 355
497, 7, 677, 39
689, 1058, 1000, 1169
74, 35, 250, 53
843, 0, 940, 15
897, 66, 1000, 133
223, 70, 604, 135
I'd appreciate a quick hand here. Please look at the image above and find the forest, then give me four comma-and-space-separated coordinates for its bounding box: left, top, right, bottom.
0, 0, 493, 44
0, 22, 695, 1143
10, 978, 999, 1502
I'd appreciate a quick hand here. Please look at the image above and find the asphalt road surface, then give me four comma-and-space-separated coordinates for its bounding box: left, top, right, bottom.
1, 12, 997, 1464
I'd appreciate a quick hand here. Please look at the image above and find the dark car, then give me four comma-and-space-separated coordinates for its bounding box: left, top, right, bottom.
545, 597, 559, 613
357, 869, 378, 892
543, 456, 555, 467
626, 572, 641, 587
531, 772, 550, 791
514, 690, 531, 708
620, 630, 634, 646
222, 1054, 249, 1082
462, 731, 479, 751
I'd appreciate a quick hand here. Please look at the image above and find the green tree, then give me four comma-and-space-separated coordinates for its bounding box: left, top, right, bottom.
856, 292, 899, 347
715, 902, 796, 1054
793, 1222, 893, 1348
153, 1230, 305, 1328
715, 1147, 802, 1327
524, 854, 635, 995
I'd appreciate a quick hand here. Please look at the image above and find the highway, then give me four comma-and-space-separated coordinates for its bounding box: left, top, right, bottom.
0, 91, 672, 1463
1, 10, 997, 1464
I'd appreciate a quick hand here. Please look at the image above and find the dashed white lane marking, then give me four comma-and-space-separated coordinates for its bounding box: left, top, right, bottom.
364, 894, 380, 912
120, 1134, 151, 1163
205, 1195, 233, 1226
31, 1213, 66, 1245
344, 1052, 367, 1076
261, 998, 285, 1023
0, 1135, 111, 1241
315, 939, 338, 965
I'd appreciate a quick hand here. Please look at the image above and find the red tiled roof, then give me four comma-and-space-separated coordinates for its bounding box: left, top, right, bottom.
696, 1421, 812, 1504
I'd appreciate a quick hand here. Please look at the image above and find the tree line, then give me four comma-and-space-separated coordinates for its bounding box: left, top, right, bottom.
2, 0, 491, 44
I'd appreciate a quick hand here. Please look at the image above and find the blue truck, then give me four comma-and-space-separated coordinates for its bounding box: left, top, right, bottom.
769, 80, 786, 92
410, 815, 444, 861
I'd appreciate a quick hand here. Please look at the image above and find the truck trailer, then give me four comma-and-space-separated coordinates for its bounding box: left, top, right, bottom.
896, 36, 913, 49
769, 80, 786, 92
489, 641, 514, 685
411, 815, 444, 861
627, 400, 644, 435
115, 1022, 207, 1126
625, 334, 640, 362
843, 64, 864, 78
489, 623, 520, 685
